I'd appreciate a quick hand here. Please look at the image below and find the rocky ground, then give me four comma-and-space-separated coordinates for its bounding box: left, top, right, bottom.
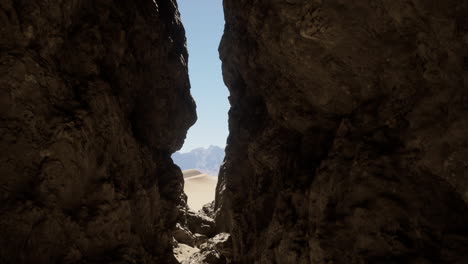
173, 202, 232, 264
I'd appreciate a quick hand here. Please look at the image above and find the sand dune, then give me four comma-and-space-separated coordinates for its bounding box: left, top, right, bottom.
183, 169, 217, 210
182, 169, 204, 178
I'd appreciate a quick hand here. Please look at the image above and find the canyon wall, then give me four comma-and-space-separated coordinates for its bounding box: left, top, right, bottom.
217, 0, 468, 263
0, 0, 195, 263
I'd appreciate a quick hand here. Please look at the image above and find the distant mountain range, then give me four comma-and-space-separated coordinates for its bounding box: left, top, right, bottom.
172, 146, 225, 176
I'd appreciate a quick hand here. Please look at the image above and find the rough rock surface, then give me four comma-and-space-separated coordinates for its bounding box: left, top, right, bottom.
173, 243, 199, 264
174, 223, 196, 247
186, 209, 216, 238
201, 201, 216, 218
217, 0, 468, 263
182, 233, 232, 264
0, 0, 195, 263
174, 208, 219, 263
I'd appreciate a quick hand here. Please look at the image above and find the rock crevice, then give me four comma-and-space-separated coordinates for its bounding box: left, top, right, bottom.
3, 0, 468, 263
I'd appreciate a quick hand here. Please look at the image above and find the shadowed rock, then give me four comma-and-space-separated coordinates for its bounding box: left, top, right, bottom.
0, 0, 196, 263
216, 0, 468, 263
182, 233, 232, 264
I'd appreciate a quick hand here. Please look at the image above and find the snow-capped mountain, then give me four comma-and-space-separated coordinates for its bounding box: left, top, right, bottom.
172, 145, 225, 176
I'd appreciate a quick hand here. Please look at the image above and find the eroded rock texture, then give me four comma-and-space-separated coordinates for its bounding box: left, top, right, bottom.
0, 0, 195, 263
217, 0, 468, 263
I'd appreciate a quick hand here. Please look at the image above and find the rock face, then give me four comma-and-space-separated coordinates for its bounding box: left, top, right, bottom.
0, 0, 195, 263
217, 1, 468, 263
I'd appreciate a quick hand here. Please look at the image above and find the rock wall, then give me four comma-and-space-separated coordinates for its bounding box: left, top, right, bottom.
0, 0, 195, 263
217, 0, 468, 263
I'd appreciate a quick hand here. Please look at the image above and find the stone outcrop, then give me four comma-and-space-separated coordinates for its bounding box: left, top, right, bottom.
201, 201, 215, 218
182, 233, 232, 264
173, 206, 219, 263
0, 0, 195, 263
173, 243, 199, 264
186, 209, 216, 237
217, 0, 468, 263
174, 223, 197, 247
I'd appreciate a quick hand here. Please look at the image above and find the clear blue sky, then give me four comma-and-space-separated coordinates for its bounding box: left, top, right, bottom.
178, 0, 229, 153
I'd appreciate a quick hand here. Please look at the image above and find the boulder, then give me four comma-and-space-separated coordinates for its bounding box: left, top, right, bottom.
173, 223, 196, 247
186, 209, 216, 237
182, 233, 232, 264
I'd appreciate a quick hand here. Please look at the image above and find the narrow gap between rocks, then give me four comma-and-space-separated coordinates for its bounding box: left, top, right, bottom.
171, 1, 232, 263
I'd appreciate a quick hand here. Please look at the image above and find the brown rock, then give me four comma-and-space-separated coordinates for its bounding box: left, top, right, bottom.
203, 233, 232, 261
200, 201, 216, 218
0, 0, 195, 263
174, 243, 199, 264
182, 233, 232, 264
216, 0, 468, 263
182, 250, 225, 264
174, 223, 196, 247
194, 233, 209, 248
186, 209, 216, 237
